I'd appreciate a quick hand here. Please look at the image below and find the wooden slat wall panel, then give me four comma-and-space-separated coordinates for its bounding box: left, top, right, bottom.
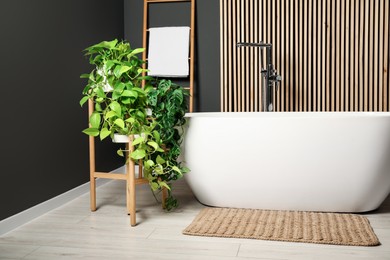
220, 0, 390, 112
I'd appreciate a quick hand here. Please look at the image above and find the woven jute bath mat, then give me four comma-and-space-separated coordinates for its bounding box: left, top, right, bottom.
183, 208, 380, 246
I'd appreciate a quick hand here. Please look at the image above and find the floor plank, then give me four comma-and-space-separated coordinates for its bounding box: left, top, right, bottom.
0, 178, 389, 260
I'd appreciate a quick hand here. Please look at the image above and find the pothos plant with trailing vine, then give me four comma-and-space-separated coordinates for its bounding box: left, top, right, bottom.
145, 79, 190, 209
80, 39, 189, 211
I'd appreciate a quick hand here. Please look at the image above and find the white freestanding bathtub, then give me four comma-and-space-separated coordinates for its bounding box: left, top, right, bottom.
183, 112, 390, 212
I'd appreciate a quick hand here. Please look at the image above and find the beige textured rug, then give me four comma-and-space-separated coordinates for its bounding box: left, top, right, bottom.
183, 208, 380, 246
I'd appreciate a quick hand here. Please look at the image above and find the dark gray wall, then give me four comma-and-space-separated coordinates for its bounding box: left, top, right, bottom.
124, 0, 220, 112
0, 0, 125, 221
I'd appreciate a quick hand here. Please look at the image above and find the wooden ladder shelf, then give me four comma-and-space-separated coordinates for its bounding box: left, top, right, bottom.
142, 0, 196, 112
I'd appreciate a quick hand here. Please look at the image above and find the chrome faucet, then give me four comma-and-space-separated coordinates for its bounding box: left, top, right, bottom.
237, 42, 281, 112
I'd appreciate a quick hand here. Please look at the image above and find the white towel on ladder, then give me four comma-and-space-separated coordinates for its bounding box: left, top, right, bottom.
147, 26, 190, 77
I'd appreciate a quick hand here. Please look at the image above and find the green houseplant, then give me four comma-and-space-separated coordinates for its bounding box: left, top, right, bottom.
80, 39, 189, 210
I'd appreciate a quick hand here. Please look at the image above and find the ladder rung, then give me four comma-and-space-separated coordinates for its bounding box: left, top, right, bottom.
145, 57, 191, 61
146, 26, 191, 32
94, 172, 127, 180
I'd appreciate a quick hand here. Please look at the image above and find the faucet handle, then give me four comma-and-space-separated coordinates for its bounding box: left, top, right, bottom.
269, 73, 281, 92
269, 73, 282, 82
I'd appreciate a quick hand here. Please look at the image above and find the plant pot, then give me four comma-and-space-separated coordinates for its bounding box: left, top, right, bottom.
112, 134, 130, 143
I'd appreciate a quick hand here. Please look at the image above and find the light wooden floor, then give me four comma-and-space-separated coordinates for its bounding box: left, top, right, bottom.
1, 178, 390, 260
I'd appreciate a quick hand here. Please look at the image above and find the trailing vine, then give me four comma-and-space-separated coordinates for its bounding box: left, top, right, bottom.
146, 80, 190, 209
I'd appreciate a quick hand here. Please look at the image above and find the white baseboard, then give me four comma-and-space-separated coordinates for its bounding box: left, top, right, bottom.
0, 166, 126, 236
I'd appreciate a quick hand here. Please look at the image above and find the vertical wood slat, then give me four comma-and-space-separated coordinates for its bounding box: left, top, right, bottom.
368, 1, 374, 111
326, 0, 331, 111
237, 0, 241, 111
322, 0, 327, 111
350, 0, 355, 111
374, 0, 379, 111
313, 0, 317, 111
379, 0, 384, 111
385, 0, 389, 111
244, 0, 249, 111
295, 0, 299, 111
220, 0, 390, 112
254, 0, 259, 111
340, 0, 345, 111
220, 0, 226, 112
273, 0, 278, 111
308, 0, 312, 111
336, 0, 340, 111
354, 0, 359, 111
331, 0, 336, 111
249, 0, 254, 111
279, 0, 283, 112
286, 0, 290, 111
227, 0, 232, 112
303, 0, 308, 111
289, 0, 294, 111
232, 0, 237, 111
360, 0, 365, 111
316, 0, 321, 111
241, 0, 245, 111
300, 0, 304, 111
345, 0, 349, 111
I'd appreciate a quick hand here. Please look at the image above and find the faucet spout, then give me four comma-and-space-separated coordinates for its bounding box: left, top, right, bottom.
237, 42, 272, 48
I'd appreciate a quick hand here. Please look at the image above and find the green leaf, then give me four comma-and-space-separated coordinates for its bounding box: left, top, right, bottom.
155, 164, 164, 174
119, 66, 131, 75
114, 118, 125, 129
79, 96, 89, 107
89, 112, 101, 129
131, 149, 146, 160
121, 97, 131, 104
82, 127, 99, 136
105, 110, 118, 119
136, 110, 145, 121
80, 73, 90, 79
158, 181, 171, 191
172, 166, 181, 174
117, 148, 124, 157
88, 39, 118, 50
95, 87, 105, 98
150, 182, 159, 191
156, 155, 165, 165
88, 72, 95, 82
99, 128, 111, 140
145, 160, 155, 168
181, 167, 190, 174
125, 117, 135, 123
113, 82, 125, 92
112, 91, 121, 100
147, 141, 159, 150
127, 48, 145, 58
109, 101, 121, 116
105, 60, 116, 72
152, 130, 160, 143
114, 65, 131, 78
132, 136, 144, 146
121, 90, 138, 98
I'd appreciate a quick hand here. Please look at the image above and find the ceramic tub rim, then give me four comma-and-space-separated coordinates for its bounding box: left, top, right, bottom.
185, 111, 390, 118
